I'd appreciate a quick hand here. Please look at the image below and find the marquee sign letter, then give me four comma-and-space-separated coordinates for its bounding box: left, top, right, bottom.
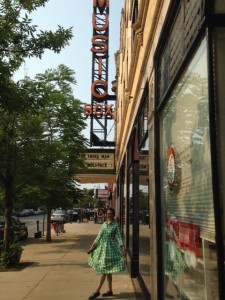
91, 80, 108, 99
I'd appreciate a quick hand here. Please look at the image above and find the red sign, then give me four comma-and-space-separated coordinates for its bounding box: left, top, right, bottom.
106, 183, 113, 191
96, 189, 110, 198
168, 220, 200, 256
84, 104, 114, 118
84, 0, 114, 119
166, 147, 176, 190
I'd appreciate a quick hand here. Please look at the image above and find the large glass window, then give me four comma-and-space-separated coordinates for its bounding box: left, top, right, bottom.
122, 161, 127, 246
128, 164, 133, 254
127, 131, 140, 277
139, 137, 150, 291
160, 38, 219, 299
138, 89, 150, 292
127, 142, 133, 254
138, 98, 148, 144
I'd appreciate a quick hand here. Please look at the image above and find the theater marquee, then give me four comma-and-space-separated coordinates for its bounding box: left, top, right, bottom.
80, 149, 115, 171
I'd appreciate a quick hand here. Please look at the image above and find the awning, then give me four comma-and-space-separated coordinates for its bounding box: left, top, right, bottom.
75, 173, 116, 184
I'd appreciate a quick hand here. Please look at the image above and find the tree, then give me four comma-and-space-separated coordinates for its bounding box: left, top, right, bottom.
77, 188, 97, 209
0, 0, 73, 74
0, 77, 48, 251
16, 65, 88, 241
0, 0, 73, 251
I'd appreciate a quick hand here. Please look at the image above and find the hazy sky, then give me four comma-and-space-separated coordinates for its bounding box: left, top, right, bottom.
15, 0, 124, 104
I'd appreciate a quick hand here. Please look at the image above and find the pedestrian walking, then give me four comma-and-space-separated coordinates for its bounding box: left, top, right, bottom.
87, 207, 127, 299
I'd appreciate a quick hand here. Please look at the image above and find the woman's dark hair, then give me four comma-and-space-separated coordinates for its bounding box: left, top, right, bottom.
107, 207, 115, 216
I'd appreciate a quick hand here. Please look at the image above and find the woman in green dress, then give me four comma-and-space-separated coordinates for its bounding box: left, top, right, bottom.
88, 208, 126, 299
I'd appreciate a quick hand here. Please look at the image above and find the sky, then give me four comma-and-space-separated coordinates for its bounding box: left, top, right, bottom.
15, 0, 124, 102
14, 0, 124, 189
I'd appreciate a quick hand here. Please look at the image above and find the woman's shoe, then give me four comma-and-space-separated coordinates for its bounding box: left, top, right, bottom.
88, 292, 100, 299
102, 291, 113, 296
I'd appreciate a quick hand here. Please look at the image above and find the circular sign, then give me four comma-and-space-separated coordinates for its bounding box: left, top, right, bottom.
167, 147, 176, 190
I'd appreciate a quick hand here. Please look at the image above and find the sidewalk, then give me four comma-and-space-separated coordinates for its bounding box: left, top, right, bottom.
0, 221, 137, 300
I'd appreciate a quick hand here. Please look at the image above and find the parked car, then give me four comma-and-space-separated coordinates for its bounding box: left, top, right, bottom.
15, 209, 30, 217
34, 209, 45, 215
51, 210, 69, 223
0, 216, 28, 241
26, 209, 35, 216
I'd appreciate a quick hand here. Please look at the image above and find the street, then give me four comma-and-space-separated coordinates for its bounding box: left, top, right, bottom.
19, 215, 47, 238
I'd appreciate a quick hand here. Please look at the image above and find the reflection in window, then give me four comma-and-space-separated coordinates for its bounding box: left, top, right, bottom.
138, 88, 149, 146
161, 38, 218, 299
119, 164, 126, 238
128, 165, 133, 253
139, 137, 150, 291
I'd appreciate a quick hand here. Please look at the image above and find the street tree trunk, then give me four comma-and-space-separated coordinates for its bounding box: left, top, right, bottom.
45, 207, 52, 242
3, 173, 14, 252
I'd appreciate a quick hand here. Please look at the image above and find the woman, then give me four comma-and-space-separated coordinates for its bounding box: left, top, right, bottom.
165, 214, 187, 299
88, 208, 126, 299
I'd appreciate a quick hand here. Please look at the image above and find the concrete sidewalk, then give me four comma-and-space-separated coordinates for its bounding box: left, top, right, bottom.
0, 221, 137, 300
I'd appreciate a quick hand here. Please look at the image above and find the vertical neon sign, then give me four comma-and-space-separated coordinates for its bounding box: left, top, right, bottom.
84, 0, 115, 147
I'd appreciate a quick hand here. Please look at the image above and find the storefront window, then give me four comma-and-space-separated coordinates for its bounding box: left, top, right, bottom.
139, 137, 150, 291
118, 162, 126, 238
128, 164, 133, 253
160, 38, 219, 299
127, 141, 133, 253
138, 98, 148, 144
122, 161, 127, 245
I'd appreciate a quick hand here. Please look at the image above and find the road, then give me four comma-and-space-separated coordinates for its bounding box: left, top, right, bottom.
19, 214, 47, 238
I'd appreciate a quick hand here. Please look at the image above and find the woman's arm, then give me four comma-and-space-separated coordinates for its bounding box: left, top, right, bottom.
120, 244, 127, 257
88, 223, 104, 252
87, 243, 97, 254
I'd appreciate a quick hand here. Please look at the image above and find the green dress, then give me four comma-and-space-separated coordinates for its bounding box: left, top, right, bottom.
88, 221, 125, 274
165, 240, 187, 278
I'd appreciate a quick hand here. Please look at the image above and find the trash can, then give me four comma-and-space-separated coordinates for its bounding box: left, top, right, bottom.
34, 231, 42, 238
145, 214, 149, 225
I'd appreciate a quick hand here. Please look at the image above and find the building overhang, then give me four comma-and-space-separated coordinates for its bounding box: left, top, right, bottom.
75, 173, 116, 184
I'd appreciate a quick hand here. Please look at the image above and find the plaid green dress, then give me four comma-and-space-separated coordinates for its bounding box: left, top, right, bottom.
165, 240, 187, 278
88, 221, 125, 274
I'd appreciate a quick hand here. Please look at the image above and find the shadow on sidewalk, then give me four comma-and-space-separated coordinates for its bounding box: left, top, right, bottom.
22, 233, 94, 251
0, 262, 34, 272
93, 292, 136, 299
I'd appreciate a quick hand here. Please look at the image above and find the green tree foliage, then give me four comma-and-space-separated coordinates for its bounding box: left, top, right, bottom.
16, 65, 88, 241
0, 0, 82, 250
0, 65, 88, 243
77, 188, 97, 209
0, 77, 48, 250
0, 0, 73, 73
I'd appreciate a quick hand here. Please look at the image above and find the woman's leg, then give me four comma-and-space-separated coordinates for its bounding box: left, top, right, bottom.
106, 274, 112, 292
95, 274, 106, 293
